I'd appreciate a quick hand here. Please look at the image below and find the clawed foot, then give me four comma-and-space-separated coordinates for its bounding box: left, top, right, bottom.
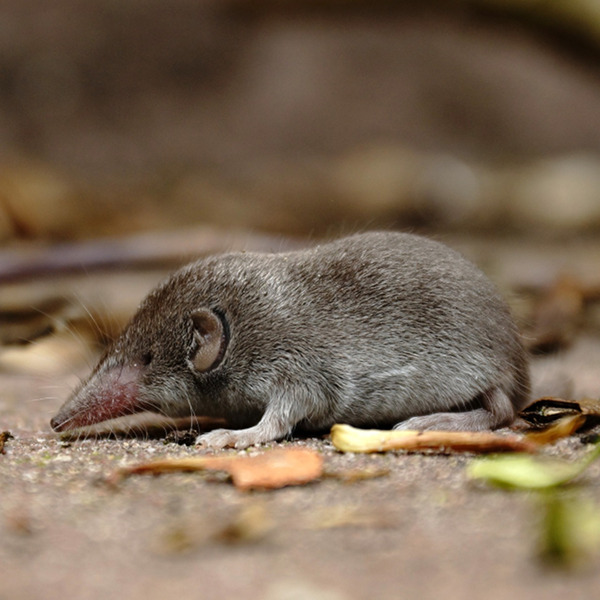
196, 427, 268, 450
196, 406, 296, 450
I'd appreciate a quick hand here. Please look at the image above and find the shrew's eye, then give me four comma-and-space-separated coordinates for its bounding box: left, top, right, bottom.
140, 351, 153, 366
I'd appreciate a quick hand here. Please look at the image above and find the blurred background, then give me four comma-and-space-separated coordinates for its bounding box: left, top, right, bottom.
2, 0, 600, 381
4, 6, 600, 597
5, 7, 600, 599
2, 0, 600, 241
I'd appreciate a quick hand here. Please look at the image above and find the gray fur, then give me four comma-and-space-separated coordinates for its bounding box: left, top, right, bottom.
50, 232, 530, 449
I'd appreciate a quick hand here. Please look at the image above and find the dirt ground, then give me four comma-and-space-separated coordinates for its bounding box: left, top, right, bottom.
3, 236, 600, 600
3, 3, 600, 597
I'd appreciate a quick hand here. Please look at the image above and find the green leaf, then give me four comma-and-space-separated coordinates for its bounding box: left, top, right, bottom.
540, 492, 600, 567
468, 443, 600, 490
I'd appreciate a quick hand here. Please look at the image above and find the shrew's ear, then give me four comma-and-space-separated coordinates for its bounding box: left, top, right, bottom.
190, 309, 227, 372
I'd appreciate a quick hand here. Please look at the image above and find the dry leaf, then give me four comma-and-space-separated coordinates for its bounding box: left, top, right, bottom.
0, 431, 13, 454
225, 448, 323, 491
158, 522, 206, 554
108, 447, 323, 491
520, 397, 584, 426
526, 274, 584, 354
215, 503, 272, 543
331, 424, 537, 454
517, 397, 600, 446
526, 414, 587, 445
520, 396, 600, 438
156, 503, 272, 554
4, 508, 33, 535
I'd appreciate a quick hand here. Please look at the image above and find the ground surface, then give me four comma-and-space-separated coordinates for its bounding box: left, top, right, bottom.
2, 392, 600, 600
2, 237, 600, 600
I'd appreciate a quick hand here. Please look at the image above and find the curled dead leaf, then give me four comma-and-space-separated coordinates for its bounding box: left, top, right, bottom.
525, 414, 587, 445
215, 503, 272, 544
108, 447, 323, 491
520, 397, 585, 426
225, 448, 323, 491
0, 431, 13, 454
154, 502, 272, 554
526, 274, 584, 354
331, 424, 537, 454
520, 396, 600, 428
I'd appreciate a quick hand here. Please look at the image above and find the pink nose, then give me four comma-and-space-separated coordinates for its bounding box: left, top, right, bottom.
50, 366, 141, 432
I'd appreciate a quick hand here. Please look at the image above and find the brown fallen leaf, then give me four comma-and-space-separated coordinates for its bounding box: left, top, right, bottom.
4, 508, 33, 535
331, 424, 537, 454
157, 503, 272, 554
107, 455, 232, 486
526, 274, 584, 354
518, 396, 600, 444
0, 431, 13, 454
226, 448, 323, 491
520, 396, 600, 431
525, 414, 587, 445
520, 396, 586, 427
108, 447, 323, 491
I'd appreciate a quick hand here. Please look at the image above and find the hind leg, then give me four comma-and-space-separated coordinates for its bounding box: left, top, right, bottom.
393, 388, 516, 432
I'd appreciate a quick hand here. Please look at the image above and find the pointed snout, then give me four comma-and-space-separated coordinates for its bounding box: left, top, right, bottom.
50, 366, 142, 432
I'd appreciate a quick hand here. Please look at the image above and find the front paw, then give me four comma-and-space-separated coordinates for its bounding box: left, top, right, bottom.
196, 428, 264, 450
196, 429, 238, 450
